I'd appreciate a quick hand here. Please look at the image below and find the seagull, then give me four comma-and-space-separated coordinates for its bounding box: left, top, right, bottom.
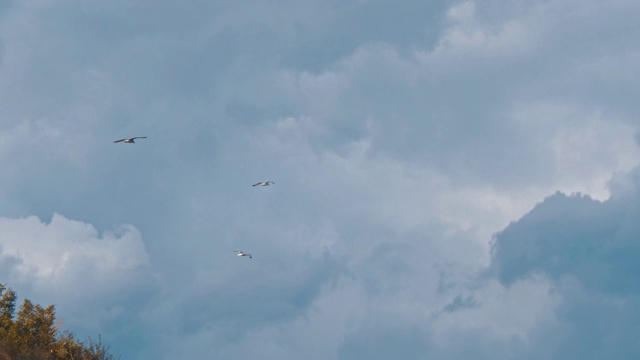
113, 136, 147, 144
233, 250, 252, 259
252, 181, 275, 187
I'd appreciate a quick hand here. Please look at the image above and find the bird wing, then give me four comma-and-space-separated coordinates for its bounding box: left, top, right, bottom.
132, 136, 147, 140
252, 183, 261, 186
113, 139, 125, 143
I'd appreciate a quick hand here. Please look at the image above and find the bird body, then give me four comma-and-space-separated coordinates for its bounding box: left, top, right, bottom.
234, 250, 252, 259
252, 181, 275, 187
113, 136, 147, 144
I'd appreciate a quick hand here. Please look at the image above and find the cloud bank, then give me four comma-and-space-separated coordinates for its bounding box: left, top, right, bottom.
1, 0, 640, 358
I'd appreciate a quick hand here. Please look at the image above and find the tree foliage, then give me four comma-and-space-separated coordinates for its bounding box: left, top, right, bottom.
0, 284, 117, 360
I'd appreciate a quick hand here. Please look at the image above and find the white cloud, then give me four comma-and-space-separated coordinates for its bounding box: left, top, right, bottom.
510, 102, 640, 200
0, 213, 157, 331
434, 1, 533, 58
408, 1, 543, 73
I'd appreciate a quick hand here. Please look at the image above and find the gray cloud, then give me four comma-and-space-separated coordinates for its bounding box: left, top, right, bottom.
2, 0, 640, 358
492, 188, 640, 296
491, 167, 640, 358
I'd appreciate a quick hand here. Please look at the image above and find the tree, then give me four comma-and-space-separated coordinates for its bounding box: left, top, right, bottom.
0, 285, 16, 332
0, 284, 117, 360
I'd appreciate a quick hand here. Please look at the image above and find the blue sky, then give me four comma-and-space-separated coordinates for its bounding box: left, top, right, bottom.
1, 0, 640, 359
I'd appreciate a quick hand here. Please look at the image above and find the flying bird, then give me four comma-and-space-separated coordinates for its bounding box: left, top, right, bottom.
233, 250, 252, 259
113, 136, 147, 144
252, 181, 275, 187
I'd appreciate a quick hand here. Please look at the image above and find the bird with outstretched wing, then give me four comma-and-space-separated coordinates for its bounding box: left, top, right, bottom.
113, 136, 147, 144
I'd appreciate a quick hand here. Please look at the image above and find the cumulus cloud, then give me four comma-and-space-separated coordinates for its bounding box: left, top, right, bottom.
492, 182, 640, 294
193, 147, 640, 360
490, 166, 640, 358
429, 1, 534, 61
0, 213, 157, 335
218, 97, 640, 358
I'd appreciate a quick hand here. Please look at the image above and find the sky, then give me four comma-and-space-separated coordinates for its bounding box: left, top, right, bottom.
1, 0, 640, 359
